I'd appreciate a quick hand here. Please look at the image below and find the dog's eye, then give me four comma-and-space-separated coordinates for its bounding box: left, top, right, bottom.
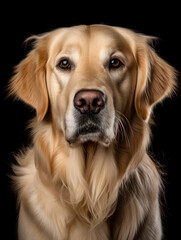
109, 58, 124, 69
57, 59, 71, 70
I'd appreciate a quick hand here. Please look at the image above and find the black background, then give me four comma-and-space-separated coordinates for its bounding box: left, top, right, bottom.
1, 3, 181, 239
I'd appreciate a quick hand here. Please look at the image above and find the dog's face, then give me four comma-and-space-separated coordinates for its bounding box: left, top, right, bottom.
10, 25, 175, 147
47, 25, 136, 146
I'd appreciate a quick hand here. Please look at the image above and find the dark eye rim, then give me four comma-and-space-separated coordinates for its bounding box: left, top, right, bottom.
56, 58, 71, 70
109, 58, 124, 69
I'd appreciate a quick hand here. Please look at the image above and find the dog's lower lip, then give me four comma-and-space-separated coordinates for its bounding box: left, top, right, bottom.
78, 124, 100, 135
66, 123, 102, 145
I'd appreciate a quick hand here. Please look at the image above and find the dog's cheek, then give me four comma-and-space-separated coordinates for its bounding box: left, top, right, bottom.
103, 92, 116, 140
47, 72, 66, 132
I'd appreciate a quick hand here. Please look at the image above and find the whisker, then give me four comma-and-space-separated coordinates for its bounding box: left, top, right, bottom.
115, 111, 133, 146
115, 116, 130, 146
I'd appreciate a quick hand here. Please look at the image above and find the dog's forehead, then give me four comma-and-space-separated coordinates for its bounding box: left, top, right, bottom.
49, 25, 135, 58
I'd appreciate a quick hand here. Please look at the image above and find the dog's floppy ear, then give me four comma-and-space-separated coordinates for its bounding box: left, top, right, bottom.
9, 37, 49, 121
135, 40, 176, 121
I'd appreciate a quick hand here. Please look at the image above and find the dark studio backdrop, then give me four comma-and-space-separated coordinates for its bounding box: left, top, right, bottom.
1, 3, 180, 239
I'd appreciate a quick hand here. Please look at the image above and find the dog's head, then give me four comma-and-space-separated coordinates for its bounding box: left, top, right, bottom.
9, 25, 176, 147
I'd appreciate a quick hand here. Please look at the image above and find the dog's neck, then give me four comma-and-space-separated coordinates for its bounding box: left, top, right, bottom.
33, 122, 119, 225
33, 117, 147, 225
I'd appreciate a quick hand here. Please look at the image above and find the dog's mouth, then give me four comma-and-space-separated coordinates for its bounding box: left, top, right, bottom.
65, 97, 115, 147
66, 121, 111, 147
77, 122, 100, 135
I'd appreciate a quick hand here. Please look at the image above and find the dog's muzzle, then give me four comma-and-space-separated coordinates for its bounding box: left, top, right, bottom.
65, 88, 115, 147
66, 89, 110, 145
74, 89, 106, 135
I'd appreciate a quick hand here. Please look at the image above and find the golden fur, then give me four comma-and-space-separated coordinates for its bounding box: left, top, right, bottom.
9, 25, 176, 240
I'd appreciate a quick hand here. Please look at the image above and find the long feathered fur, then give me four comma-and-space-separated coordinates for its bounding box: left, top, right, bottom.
9, 25, 176, 240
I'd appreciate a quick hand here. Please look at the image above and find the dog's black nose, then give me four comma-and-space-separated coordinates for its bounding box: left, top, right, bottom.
74, 89, 105, 114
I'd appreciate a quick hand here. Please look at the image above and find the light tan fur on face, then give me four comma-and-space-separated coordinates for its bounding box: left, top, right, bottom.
9, 25, 176, 240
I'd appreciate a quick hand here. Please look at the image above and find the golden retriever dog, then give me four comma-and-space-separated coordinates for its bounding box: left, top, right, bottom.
9, 25, 176, 240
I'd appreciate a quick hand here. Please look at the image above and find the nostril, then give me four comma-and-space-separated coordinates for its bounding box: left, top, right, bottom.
92, 98, 99, 106
93, 97, 104, 107
74, 94, 88, 114
75, 98, 86, 107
